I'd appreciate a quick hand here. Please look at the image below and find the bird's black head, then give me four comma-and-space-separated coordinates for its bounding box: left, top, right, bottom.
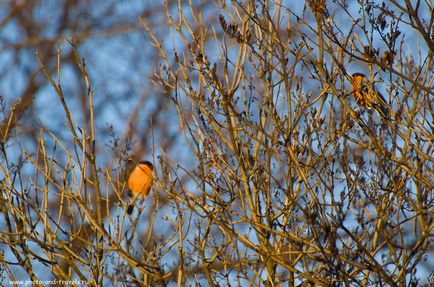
138, 161, 154, 170
352, 72, 366, 78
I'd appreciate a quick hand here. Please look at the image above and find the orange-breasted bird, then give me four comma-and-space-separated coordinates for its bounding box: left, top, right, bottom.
126, 160, 154, 214
351, 73, 390, 118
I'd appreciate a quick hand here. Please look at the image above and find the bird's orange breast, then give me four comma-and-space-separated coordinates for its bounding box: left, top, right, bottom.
128, 164, 153, 197
351, 75, 370, 109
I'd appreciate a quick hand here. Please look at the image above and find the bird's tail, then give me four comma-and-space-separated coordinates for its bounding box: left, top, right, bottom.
126, 190, 136, 214
377, 102, 390, 119
127, 204, 135, 214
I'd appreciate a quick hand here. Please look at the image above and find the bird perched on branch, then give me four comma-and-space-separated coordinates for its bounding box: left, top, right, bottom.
351, 73, 390, 119
126, 160, 154, 214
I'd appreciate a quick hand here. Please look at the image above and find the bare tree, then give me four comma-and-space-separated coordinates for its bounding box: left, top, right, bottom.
0, 0, 432, 286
